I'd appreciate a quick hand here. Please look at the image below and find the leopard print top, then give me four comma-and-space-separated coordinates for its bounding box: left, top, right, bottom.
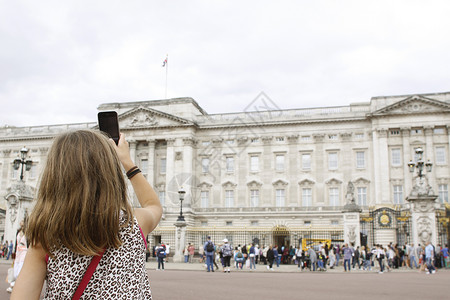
44, 216, 152, 299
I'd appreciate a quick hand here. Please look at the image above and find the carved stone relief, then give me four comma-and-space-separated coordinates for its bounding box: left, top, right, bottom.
417, 216, 432, 245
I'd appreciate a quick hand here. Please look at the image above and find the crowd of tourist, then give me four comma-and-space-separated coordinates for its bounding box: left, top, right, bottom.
187, 239, 449, 274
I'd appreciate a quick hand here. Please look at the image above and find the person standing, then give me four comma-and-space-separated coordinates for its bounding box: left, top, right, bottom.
307, 247, 317, 271
188, 243, 195, 263
221, 239, 233, 273
7, 240, 13, 260
203, 236, 215, 272
266, 245, 275, 271
6, 221, 28, 293
11, 130, 163, 299
442, 244, 449, 269
156, 243, 166, 270
249, 243, 256, 270
342, 243, 353, 272
409, 243, 418, 269
425, 241, 436, 274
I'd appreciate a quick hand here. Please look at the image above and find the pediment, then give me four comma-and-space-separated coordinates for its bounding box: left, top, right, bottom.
197, 181, 213, 189
325, 178, 343, 185
369, 95, 450, 117
222, 181, 237, 187
272, 179, 289, 186
353, 177, 370, 185
119, 106, 195, 128
247, 180, 263, 187
298, 179, 315, 186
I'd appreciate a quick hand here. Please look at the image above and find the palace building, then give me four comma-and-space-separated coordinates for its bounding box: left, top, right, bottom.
1, 91, 449, 252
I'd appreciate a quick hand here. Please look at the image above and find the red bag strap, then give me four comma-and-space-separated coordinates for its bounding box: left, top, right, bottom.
72, 249, 106, 300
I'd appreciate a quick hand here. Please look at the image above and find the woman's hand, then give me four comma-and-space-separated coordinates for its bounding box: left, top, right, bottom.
109, 133, 134, 171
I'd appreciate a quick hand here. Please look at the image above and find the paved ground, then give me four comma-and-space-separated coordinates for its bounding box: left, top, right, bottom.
0, 259, 448, 299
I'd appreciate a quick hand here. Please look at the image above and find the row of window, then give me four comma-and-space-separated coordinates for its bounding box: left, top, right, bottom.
139, 146, 448, 175
391, 146, 447, 166
157, 184, 449, 208
198, 219, 340, 227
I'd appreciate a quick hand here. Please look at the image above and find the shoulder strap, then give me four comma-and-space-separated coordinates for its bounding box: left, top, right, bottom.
72, 249, 106, 300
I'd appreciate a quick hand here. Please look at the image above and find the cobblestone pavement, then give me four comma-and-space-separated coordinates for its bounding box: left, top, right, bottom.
0, 259, 448, 299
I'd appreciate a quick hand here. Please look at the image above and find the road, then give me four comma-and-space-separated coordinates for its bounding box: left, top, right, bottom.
0, 263, 448, 299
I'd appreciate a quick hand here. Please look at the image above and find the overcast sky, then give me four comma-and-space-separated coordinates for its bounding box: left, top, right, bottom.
1, 0, 449, 127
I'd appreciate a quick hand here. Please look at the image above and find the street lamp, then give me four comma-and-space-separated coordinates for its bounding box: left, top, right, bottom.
407, 147, 433, 178
13, 146, 32, 181
177, 187, 186, 222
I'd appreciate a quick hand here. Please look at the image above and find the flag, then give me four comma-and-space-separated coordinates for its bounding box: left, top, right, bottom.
162, 56, 168, 67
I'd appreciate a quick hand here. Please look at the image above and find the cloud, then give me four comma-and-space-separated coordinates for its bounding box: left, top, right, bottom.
1, 0, 450, 126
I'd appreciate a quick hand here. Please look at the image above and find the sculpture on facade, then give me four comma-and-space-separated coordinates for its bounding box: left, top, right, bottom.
417, 216, 432, 244
410, 176, 434, 197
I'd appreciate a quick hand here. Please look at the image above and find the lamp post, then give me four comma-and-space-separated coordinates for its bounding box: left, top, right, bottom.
13, 146, 32, 181
408, 147, 433, 178
177, 187, 186, 222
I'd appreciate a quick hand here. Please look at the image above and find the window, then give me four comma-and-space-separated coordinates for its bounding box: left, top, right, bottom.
250, 156, 259, 172
436, 147, 446, 164
158, 191, 165, 206
356, 151, 365, 169
302, 188, 312, 207
226, 140, 234, 145
251, 138, 259, 143
226, 221, 233, 226
276, 137, 284, 142
201, 191, 209, 208
250, 189, 259, 207
30, 163, 38, 178
331, 220, 339, 226
160, 158, 166, 174
226, 157, 235, 173
140, 159, 148, 175
276, 189, 285, 207
304, 220, 311, 226
301, 136, 311, 141
11, 166, 18, 180
225, 190, 234, 207
329, 188, 339, 206
202, 141, 210, 146
393, 185, 403, 204
302, 154, 311, 170
355, 133, 364, 139
328, 152, 338, 170
275, 155, 285, 171
201, 158, 210, 173
434, 128, 445, 134
201, 221, 208, 227
391, 149, 401, 166
251, 220, 259, 226
411, 129, 422, 135
390, 130, 400, 136
357, 187, 367, 206
438, 184, 448, 203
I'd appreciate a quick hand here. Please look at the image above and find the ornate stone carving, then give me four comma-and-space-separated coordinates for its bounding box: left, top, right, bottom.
343, 181, 361, 212
6, 195, 18, 224
417, 216, 432, 244
175, 151, 183, 160
127, 112, 158, 127
410, 176, 434, 197
348, 225, 357, 244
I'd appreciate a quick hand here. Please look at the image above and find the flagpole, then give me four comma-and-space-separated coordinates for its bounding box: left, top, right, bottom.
165, 54, 168, 99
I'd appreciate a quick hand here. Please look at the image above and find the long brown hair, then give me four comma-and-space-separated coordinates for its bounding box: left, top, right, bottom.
27, 130, 133, 256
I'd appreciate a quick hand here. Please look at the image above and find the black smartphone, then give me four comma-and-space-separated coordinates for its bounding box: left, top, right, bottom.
98, 111, 120, 145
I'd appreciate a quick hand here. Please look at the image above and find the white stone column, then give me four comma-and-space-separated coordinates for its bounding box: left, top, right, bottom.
165, 138, 176, 211
182, 138, 195, 210
401, 127, 412, 200
147, 139, 156, 186
424, 126, 434, 189
173, 220, 187, 262
372, 129, 382, 205
4, 182, 34, 242
377, 129, 390, 204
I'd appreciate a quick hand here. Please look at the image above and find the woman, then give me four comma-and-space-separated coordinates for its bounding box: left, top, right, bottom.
266, 245, 275, 271
11, 130, 162, 299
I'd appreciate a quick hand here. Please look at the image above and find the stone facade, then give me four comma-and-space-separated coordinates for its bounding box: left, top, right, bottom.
1, 92, 449, 248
